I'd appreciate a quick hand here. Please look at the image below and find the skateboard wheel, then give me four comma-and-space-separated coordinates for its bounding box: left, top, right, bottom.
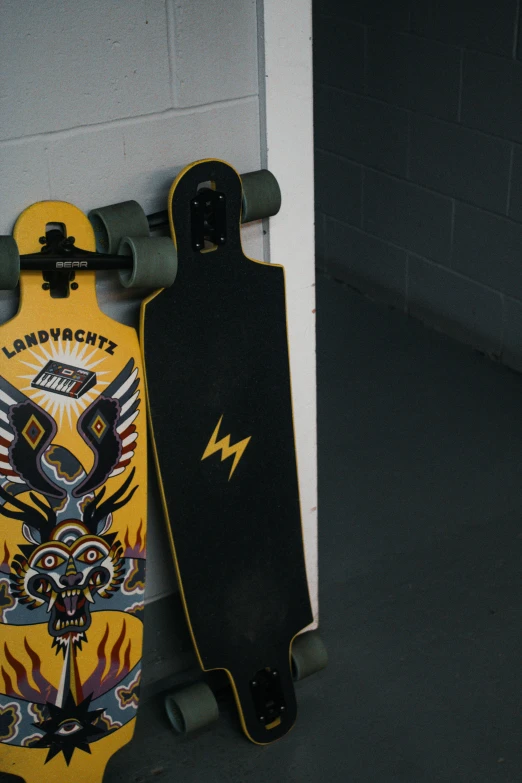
118, 236, 178, 289
165, 682, 219, 735
89, 200, 150, 254
291, 631, 328, 681
241, 169, 281, 223
0, 236, 20, 289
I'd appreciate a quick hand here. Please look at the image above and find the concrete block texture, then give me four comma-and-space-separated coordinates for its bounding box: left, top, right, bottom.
502, 296, 522, 371
0, 0, 171, 140
315, 212, 327, 271
45, 99, 261, 217
314, 150, 362, 226
408, 257, 503, 356
325, 219, 407, 308
508, 143, 522, 222
170, 0, 258, 106
314, 15, 365, 93
49, 98, 263, 264
409, 115, 512, 213
411, 0, 518, 57
366, 30, 461, 121
363, 170, 453, 264
461, 52, 522, 143
313, 0, 522, 370
317, 0, 411, 30
452, 202, 522, 295
0, 139, 50, 231
315, 87, 409, 177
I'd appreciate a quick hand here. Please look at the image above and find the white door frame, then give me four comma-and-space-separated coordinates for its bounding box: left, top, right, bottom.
258, 0, 318, 624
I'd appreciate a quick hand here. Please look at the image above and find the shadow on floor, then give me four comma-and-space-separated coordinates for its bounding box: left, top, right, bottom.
1, 273, 521, 782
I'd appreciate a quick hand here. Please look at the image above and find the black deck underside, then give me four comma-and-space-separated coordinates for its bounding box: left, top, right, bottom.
143, 161, 313, 742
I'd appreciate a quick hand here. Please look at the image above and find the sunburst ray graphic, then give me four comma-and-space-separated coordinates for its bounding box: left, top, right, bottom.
18, 338, 109, 427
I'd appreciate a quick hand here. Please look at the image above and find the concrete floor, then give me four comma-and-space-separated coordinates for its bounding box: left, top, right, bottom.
4, 273, 522, 781
106, 274, 522, 782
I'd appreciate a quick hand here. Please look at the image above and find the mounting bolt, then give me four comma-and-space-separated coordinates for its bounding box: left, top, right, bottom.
39, 236, 46, 245
71, 282, 79, 290
42, 283, 50, 291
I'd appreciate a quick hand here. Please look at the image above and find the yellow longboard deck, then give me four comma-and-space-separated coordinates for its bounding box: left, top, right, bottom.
0, 203, 147, 783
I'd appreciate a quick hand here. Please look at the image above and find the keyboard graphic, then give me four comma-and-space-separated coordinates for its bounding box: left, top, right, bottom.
31, 361, 97, 399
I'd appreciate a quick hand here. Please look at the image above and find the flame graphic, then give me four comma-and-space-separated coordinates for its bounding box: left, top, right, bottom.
1, 541, 10, 574
82, 620, 132, 699
1, 638, 57, 704
123, 520, 145, 558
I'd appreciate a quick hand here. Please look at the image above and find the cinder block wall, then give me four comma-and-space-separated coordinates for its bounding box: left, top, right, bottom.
0, 0, 262, 686
314, 0, 522, 370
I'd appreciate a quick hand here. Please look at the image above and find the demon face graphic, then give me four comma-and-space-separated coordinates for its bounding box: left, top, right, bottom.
8, 478, 137, 642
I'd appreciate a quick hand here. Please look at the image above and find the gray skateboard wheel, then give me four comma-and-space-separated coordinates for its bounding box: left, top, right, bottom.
118, 236, 178, 289
89, 200, 150, 254
165, 682, 219, 735
291, 631, 328, 681
241, 169, 281, 223
0, 236, 20, 289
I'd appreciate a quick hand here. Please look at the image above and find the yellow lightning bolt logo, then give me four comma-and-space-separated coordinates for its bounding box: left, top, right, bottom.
201, 415, 251, 480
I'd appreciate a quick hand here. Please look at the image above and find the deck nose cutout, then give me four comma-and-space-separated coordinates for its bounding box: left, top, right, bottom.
250, 668, 286, 729
190, 187, 227, 252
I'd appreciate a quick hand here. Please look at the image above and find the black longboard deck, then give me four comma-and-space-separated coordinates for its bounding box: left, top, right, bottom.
142, 159, 313, 744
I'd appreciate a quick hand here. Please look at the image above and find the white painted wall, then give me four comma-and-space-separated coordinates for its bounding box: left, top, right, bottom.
259, 0, 318, 624
0, 0, 317, 618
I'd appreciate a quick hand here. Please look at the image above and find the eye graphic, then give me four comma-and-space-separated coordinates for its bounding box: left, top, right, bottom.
56, 719, 82, 736
77, 547, 105, 565
36, 553, 65, 571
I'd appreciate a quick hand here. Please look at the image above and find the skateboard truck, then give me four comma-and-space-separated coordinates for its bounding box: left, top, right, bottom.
23, 226, 133, 297
250, 668, 286, 727
190, 188, 227, 252
89, 168, 281, 262
28, 226, 133, 269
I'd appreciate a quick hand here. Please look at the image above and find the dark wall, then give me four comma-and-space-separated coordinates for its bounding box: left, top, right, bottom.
314, 0, 522, 369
